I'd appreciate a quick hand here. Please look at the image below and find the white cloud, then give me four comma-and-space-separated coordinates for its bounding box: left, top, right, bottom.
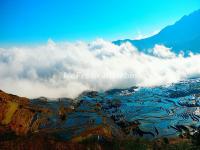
152, 44, 176, 58
0, 39, 200, 98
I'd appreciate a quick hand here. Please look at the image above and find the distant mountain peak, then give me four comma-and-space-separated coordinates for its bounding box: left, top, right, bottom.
114, 9, 200, 53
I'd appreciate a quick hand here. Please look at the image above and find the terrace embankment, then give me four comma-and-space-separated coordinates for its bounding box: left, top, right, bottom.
0, 90, 199, 150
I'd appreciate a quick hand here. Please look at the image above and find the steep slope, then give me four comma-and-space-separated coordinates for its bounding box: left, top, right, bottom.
114, 9, 200, 53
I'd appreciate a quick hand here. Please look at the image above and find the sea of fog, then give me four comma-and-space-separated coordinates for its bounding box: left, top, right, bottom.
0, 39, 200, 98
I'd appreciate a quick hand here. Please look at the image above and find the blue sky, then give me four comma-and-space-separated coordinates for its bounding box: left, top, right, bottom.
0, 0, 200, 45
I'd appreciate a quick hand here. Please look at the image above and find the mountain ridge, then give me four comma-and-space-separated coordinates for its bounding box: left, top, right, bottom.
114, 9, 200, 53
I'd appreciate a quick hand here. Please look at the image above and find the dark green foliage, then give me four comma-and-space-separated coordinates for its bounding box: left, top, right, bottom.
0, 131, 17, 141
192, 128, 200, 147
163, 138, 169, 144
122, 139, 147, 150
80, 136, 148, 150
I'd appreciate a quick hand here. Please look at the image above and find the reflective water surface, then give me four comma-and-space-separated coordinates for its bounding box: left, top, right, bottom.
79, 78, 200, 138
30, 78, 200, 139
